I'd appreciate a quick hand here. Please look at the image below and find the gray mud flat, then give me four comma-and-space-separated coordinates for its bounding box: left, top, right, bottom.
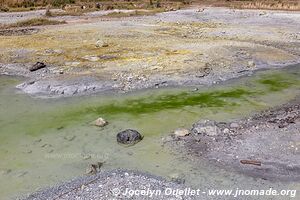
0, 7, 300, 98
170, 99, 300, 182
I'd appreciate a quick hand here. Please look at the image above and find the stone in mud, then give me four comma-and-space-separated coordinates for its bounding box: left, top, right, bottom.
1, 169, 12, 175
85, 162, 104, 174
82, 55, 100, 62
95, 40, 109, 48
169, 173, 185, 184
247, 61, 256, 68
117, 129, 143, 145
191, 120, 220, 136
230, 122, 239, 128
196, 66, 211, 78
173, 128, 190, 137
29, 62, 46, 72
93, 118, 108, 127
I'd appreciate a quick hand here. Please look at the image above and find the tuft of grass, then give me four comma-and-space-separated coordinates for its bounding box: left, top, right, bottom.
47, 9, 85, 17
1, 18, 66, 29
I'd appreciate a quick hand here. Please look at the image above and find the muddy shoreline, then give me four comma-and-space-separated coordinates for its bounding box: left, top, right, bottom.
1, 60, 300, 99
169, 97, 300, 182
1, 7, 300, 98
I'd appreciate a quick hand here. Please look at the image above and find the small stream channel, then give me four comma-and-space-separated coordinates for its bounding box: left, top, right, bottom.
0, 65, 299, 199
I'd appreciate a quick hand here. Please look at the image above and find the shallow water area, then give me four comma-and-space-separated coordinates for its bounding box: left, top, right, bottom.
0, 65, 300, 199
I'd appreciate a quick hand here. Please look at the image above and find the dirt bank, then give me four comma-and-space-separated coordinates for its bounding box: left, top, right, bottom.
0, 7, 299, 98
169, 97, 300, 181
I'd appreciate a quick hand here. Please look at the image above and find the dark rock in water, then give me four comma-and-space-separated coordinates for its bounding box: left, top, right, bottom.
29, 62, 46, 72
117, 129, 143, 145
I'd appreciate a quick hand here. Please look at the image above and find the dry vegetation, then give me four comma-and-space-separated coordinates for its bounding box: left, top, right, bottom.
192, 0, 300, 11
103, 8, 165, 18
0, 0, 189, 11
0, 18, 65, 29
0, 1, 299, 13
234, 0, 300, 11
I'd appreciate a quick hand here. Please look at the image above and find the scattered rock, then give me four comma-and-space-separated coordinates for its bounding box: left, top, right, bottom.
191, 120, 220, 136
247, 61, 256, 68
24, 149, 32, 154
93, 117, 108, 127
259, 11, 267, 16
0, 28, 39, 36
169, 173, 185, 184
117, 129, 143, 145
196, 66, 211, 78
47, 149, 54, 153
230, 122, 239, 128
95, 40, 109, 48
240, 160, 261, 166
85, 162, 104, 175
173, 128, 190, 137
29, 62, 46, 72
82, 56, 100, 62
16, 171, 28, 178
197, 8, 205, 12
223, 128, 230, 134
83, 155, 92, 160
1, 169, 12, 175
65, 62, 81, 67
34, 138, 42, 143
64, 135, 76, 141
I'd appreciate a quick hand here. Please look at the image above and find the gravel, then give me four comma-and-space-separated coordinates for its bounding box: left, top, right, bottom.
21, 169, 196, 200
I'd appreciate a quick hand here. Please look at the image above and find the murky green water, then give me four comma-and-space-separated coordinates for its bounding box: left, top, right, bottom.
0, 65, 300, 199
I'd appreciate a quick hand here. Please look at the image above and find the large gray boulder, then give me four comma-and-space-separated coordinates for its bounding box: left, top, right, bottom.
117, 129, 143, 145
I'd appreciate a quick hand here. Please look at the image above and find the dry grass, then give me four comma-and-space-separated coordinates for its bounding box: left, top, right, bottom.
46, 9, 84, 17
234, 1, 300, 11
1, 18, 65, 29
191, 0, 300, 11
103, 9, 165, 18
0, 0, 188, 11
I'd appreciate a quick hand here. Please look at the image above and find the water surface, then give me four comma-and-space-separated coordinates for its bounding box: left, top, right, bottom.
0, 65, 299, 199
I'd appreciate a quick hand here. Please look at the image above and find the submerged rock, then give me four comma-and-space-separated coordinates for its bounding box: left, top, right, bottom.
29, 62, 46, 72
85, 162, 104, 175
169, 173, 185, 184
117, 129, 143, 145
93, 117, 108, 127
191, 120, 221, 136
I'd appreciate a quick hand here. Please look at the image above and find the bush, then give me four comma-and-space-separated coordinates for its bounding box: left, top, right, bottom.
51, 0, 76, 7
4, 18, 66, 28
0, 5, 10, 12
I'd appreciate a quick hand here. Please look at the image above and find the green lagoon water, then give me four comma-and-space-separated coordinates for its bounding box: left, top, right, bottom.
0, 65, 299, 199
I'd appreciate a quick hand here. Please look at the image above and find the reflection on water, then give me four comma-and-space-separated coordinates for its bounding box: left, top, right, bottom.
0, 65, 299, 199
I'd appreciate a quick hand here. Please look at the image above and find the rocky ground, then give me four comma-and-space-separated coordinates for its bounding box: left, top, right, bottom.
169, 97, 300, 181
21, 169, 195, 200
0, 7, 299, 98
